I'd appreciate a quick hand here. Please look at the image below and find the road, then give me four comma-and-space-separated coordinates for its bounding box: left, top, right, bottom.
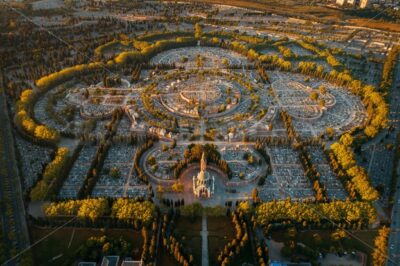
360, 55, 400, 205
386, 56, 400, 266
200, 213, 209, 266
0, 85, 30, 265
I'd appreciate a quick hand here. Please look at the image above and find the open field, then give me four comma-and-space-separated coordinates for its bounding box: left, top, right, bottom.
348, 18, 400, 32
174, 217, 203, 266
157, 247, 179, 266
208, 216, 235, 265
271, 229, 378, 265
30, 226, 144, 265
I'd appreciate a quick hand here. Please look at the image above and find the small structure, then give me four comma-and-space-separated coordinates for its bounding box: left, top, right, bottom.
193, 153, 215, 198
101, 256, 120, 266
121, 258, 144, 266
78, 263, 97, 266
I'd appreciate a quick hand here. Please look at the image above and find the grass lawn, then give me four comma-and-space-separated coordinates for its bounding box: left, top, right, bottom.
157, 247, 179, 266
271, 229, 378, 265
349, 18, 400, 32
350, 230, 379, 265
207, 216, 235, 265
174, 216, 203, 266
232, 243, 256, 266
30, 226, 143, 266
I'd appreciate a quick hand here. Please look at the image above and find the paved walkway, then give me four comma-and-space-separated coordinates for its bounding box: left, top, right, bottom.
201, 213, 209, 266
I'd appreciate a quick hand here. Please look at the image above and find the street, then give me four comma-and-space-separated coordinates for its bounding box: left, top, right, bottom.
385, 57, 400, 266
0, 85, 30, 265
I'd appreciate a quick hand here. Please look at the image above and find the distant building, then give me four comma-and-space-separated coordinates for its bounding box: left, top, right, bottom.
31, 0, 65, 10
336, 0, 361, 6
121, 259, 143, 266
336, 0, 346, 5
270, 261, 312, 266
101, 256, 120, 266
79, 256, 142, 266
347, 0, 360, 5
360, 0, 372, 8
336, 0, 382, 7
78, 263, 96, 266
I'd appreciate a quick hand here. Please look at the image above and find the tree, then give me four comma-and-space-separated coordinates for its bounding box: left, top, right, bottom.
181, 203, 203, 219
340, 133, 353, 146
196, 54, 204, 68
147, 156, 156, 166
194, 23, 202, 39
347, 166, 379, 201
111, 199, 155, 226
238, 201, 251, 215
372, 227, 390, 266
109, 167, 120, 179
278, 46, 294, 59
15, 89, 60, 143
319, 85, 327, 94
157, 185, 164, 199
77, 198, 109, 221
258, 176, 266, 186
252, 188, 259, 202
171, 182, 184, 193
364, 125, 378, 138
380, 45, 399, 91
30, 147, 70, 201
326, 127, 335, 138
45, 198, 109, 221
255, 200, 377, 226
330, 142, 355, 170
310, 92, 319, 101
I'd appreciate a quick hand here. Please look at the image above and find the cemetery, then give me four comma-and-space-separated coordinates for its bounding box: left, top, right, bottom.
2, 1, 397, 265
19, 29, 373, 203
